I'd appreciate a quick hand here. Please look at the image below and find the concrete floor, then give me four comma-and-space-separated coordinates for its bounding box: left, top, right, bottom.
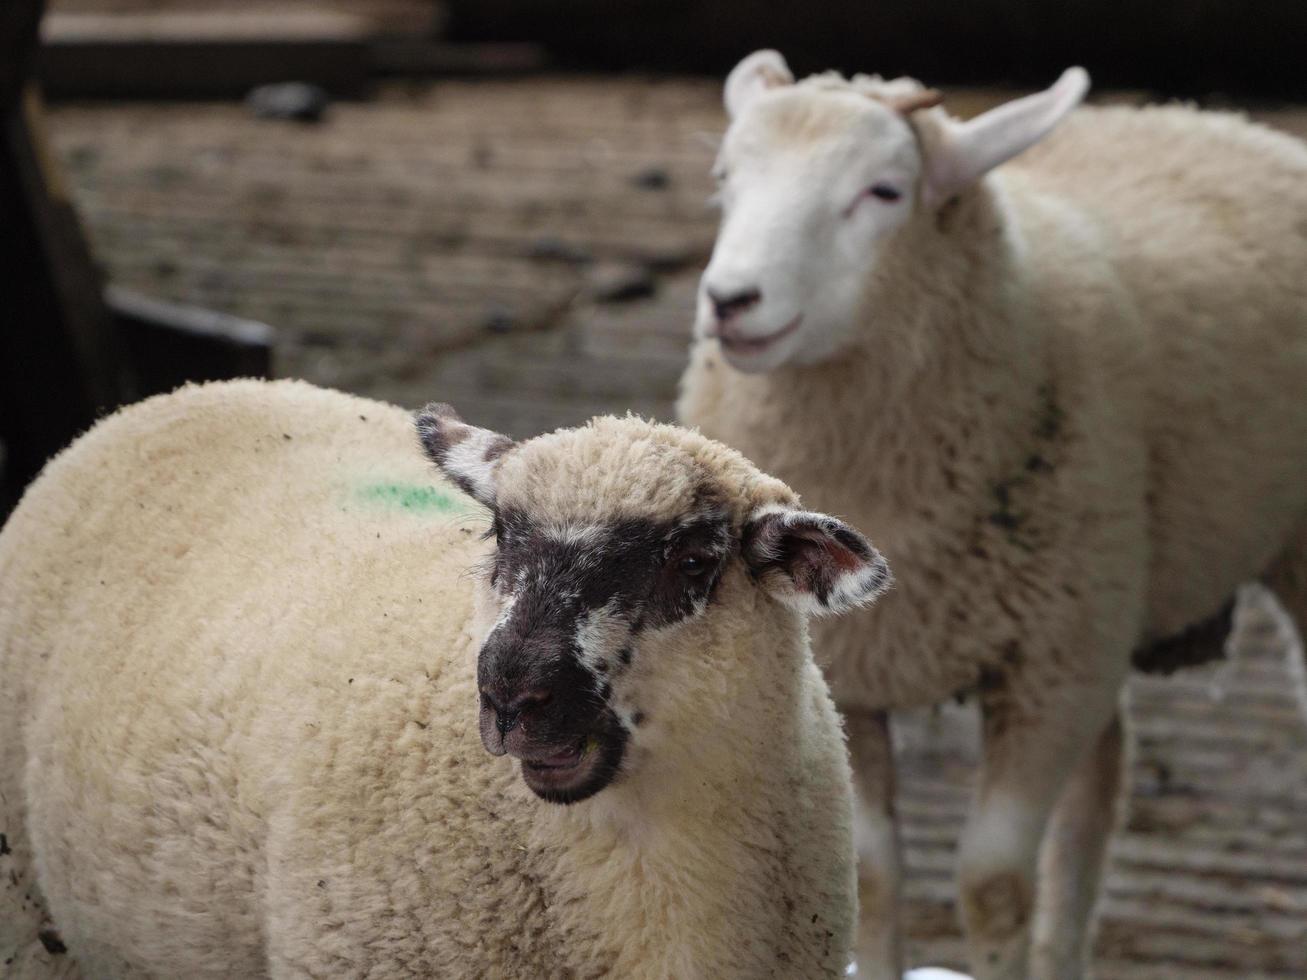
46, 77, 1307, 977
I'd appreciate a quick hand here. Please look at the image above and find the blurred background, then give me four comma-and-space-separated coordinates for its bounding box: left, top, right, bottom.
2, 1, 1305, 974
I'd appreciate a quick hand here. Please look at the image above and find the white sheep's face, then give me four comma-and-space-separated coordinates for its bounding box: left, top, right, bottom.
698, 50, 1091, 374
699, 85, 922, 373
415, 406, 891, 805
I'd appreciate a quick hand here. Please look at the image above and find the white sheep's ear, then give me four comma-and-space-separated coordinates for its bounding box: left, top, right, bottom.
414, 403, 515, 508
920, 66, 1089, 207
725, 49, 794, 118
742, 506, 891, 617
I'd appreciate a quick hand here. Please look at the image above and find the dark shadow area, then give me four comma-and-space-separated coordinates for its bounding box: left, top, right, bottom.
446, 0, 1307, 99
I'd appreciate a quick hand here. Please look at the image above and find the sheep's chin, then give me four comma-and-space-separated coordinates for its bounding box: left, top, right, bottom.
519, 727, 628, 804
716, 318, 805, 374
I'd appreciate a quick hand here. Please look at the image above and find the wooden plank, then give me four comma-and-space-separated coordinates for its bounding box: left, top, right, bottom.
1, 86, 123, 510
370, 40, 548, 76
46, 0, 442, 36
109, 286, 273, 396
43, 11, 372, 41
38, 12, 370, 98
38, 10, 550, 97
1, 0, 121, 509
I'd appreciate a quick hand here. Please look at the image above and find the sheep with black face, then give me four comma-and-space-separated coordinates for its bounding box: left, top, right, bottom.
1, 379, 889, 979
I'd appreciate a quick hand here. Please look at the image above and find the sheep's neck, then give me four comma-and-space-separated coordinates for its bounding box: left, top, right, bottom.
860, 184, 1047, 445
524, 629, 847, 978
710, 180, 1051, 526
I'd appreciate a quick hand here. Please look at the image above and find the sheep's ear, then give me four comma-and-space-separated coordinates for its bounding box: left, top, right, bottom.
742, 507, 891, 616
919, 67, 1089, 207
725, 49, 794, 118
414, 403, 515, 508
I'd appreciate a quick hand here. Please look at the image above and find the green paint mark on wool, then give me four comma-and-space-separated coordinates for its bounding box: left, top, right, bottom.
356, 482, 467, 514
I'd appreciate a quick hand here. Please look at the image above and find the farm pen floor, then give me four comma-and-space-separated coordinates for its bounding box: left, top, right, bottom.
45, 78, 1307, 977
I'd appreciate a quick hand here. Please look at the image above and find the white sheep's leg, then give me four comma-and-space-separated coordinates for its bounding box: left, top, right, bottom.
845, 708, 903, 980
1262, 521, 1307, 725
958, 676, 1121, 980
1030, 708, 1126, 979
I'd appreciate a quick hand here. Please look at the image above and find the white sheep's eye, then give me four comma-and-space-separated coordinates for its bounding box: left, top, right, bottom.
711, 166, 728, 184
678, 554, 710, 577
868, 182, 902, 202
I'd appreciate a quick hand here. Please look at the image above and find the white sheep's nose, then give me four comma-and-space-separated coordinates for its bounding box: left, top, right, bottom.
707, 285, 762, 322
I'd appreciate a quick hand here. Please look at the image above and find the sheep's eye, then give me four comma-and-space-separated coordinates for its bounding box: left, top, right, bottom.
678, 554, 710, 577
711, 167, 728, 184
869, 182, 902, 202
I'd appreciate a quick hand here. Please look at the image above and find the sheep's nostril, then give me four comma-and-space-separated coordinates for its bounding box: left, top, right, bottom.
481, 686, 553, 736
709, 286, 762, 322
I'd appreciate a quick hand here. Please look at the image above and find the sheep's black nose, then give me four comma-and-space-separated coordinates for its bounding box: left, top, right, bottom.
481, 686, 552, 736
709, 286, 761, 321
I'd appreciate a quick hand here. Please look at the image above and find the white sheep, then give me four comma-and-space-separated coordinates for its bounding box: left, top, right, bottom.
679, 50, 1307, 980
0, 378, 895, 979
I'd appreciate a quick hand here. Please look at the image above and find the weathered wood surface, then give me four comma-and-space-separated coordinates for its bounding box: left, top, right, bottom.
38, 13, 372, 99
46, 0, 442, 35
39, 0, 447, 97
45, 78, 1307, 976
47, 79, 725, 436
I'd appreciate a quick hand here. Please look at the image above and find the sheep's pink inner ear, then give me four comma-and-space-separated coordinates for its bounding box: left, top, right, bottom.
724, 49, 794, 118
921, 66, 1089, 207
884, 88, 944, 115
414, 403, 514, 507
743, 508, 891, 616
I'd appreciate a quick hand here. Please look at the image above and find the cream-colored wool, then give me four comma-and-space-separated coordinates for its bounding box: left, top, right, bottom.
680, 52, 1307, 980
1, 379, 861, 979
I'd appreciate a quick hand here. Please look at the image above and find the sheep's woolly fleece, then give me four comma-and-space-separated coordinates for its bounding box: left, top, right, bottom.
1, 379, 859, 979
683, 75, 1307, 711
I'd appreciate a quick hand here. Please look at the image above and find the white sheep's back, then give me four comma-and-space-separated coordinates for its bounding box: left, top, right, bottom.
0, 379, 499, 977
1008, 104, 1307, 637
